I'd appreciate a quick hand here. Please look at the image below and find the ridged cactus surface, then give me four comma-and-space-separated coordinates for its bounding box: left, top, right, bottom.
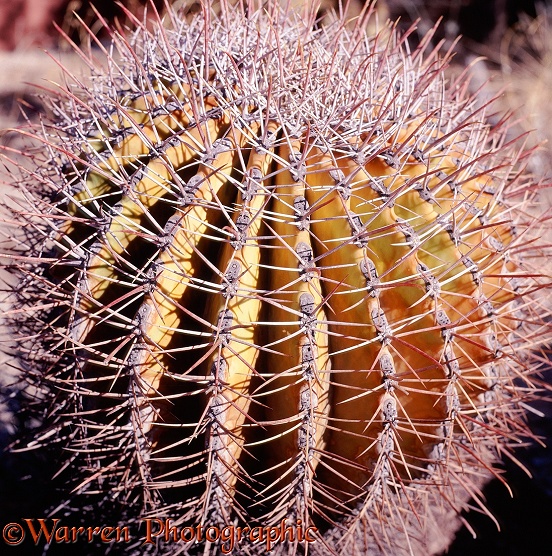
3, 2, 551, 555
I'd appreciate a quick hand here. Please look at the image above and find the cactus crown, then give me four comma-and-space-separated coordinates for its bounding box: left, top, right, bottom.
3, 1, 551, 554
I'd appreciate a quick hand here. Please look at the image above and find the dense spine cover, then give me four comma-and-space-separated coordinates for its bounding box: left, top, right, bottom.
2, 1, 551, 554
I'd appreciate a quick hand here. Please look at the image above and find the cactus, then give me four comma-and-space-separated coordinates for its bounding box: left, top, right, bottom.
2, 1, 551, 555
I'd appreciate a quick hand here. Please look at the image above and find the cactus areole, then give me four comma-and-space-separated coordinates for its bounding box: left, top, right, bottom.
4, 1, 551, 555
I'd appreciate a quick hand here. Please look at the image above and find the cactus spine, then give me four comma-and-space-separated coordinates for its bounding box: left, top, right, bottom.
2, 1, 551, 555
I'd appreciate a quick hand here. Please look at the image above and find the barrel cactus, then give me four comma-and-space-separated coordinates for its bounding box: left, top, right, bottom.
2, 1, 550, 554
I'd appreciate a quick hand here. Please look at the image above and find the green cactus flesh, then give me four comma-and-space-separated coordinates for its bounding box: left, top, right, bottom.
5, 3, 551, 555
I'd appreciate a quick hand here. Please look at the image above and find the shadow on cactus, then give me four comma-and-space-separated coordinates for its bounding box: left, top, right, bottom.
1, 1, 551, 554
